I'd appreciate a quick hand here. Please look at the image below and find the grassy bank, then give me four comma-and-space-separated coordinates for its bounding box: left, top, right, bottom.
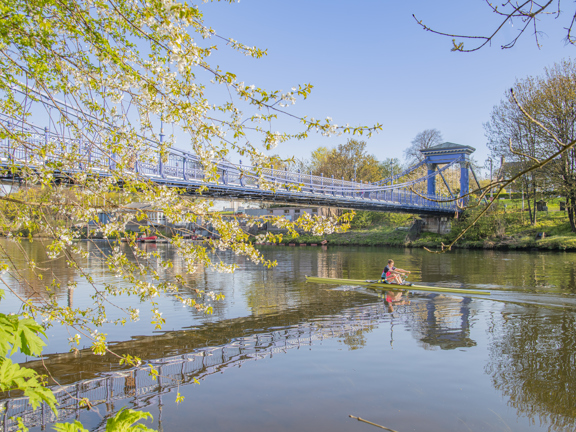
276, 200, 576, 251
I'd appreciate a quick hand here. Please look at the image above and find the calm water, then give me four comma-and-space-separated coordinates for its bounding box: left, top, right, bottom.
1, 241, 576, 431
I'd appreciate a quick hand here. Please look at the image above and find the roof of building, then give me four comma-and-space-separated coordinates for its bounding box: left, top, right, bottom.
122, 202, 156, 211
420, 142, 476, 155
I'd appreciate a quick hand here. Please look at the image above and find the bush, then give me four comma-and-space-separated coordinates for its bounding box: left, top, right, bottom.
448, 202, 505, 241
346, 211, 412, 229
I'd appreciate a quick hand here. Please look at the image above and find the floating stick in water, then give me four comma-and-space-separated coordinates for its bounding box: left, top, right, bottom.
349, 415, 399, 432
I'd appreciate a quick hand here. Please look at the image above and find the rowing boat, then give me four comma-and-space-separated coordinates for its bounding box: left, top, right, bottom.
305, 276, 490, 296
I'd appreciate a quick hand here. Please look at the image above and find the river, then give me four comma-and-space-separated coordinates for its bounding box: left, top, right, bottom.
1, 240, 576, 431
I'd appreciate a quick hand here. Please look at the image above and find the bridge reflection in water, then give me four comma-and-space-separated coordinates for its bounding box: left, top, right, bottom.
0, 292, 475, 431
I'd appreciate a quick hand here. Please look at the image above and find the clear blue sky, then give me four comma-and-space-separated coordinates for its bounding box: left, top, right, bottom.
200, 0, 572, 174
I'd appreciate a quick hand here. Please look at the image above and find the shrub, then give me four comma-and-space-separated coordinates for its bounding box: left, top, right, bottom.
346, 211, 412, 229
448, 202, 504, 241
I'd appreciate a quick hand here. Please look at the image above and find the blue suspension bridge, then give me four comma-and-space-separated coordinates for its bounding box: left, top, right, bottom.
0, 95, 479, 217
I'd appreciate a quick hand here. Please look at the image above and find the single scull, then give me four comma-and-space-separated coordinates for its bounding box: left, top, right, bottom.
305, 276, 490, 296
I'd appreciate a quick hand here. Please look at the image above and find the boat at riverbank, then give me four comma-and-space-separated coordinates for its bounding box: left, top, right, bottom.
305, 276, 490, 296
137, 236, 158, 243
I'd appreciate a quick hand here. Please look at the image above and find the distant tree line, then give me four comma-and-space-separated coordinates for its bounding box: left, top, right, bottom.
288, 131, 479, 202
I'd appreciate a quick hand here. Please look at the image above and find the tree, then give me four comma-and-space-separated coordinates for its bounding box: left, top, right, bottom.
486, 59, 576, 231
485, 77, 545, 225
379, 158, 403, 179
404, 129, 443, 163
0, 0, 380, 427
533, 60, 576, 231
308, 139, 383, 182
299, 146, 331, 174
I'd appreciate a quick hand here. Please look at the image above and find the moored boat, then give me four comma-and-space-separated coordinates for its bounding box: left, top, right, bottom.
137, 236, 158, 243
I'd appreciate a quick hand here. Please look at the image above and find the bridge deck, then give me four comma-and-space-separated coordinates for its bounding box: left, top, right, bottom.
0, 117, 459, 215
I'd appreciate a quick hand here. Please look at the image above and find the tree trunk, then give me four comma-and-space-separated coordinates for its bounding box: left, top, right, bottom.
527, 197, 533, 225
532, 178, 537, 225
568, 194, 576, 232
523, 178, 533, 225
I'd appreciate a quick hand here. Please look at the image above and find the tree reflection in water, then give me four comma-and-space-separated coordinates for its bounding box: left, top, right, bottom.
486, 306, 576, 432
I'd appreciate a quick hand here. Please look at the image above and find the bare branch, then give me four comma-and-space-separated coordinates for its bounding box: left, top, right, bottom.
508, 137, 540, 163
413, 0, 559, 52
510, 89, 568, 147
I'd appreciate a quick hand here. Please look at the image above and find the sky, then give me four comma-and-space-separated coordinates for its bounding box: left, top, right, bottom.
196, 0, 573, 175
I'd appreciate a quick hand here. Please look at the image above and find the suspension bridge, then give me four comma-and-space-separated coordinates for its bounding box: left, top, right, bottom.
0, 83, 481, 217
0, 122, 479, 217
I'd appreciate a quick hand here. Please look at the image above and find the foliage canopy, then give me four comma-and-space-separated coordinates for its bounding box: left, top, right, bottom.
0, 0, 380, 427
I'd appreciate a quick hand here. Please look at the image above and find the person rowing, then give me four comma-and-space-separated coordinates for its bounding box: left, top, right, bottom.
380, 259, 411, 285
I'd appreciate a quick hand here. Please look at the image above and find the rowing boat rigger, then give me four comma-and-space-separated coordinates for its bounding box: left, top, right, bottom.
305, 276, 490, 296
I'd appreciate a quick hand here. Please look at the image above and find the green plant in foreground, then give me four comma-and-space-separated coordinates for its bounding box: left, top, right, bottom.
0, 0, 378, 427
0, 296, 56, 413
0, 289, 156, 431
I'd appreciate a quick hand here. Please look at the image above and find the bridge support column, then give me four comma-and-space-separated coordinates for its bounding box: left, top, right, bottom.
427, 163, 437, 196
420, 215, 452, 235
460, 161, 469, 204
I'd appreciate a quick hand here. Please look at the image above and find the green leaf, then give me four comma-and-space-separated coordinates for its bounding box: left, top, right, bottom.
0, 314, 47, 357
52, 420, 89, 432
13, 317, 47, 356
0, 316, 13, 357
105, 408, 155, 432
16, 417, 29, 432
0, 358, 57, 413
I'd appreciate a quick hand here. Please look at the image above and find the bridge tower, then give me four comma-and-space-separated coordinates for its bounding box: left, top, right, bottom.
418, 142, 476, 234
420, 142, 476, 204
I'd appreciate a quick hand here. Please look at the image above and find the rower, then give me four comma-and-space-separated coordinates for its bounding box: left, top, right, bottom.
380, 259, 411, 285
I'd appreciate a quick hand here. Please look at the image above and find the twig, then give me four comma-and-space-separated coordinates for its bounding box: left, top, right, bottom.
412, 0, 556, 52
349, 415, 399, 432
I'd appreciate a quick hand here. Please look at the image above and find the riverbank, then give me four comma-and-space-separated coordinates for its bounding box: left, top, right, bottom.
280, 200, 576, 251
283, 224, 576, 251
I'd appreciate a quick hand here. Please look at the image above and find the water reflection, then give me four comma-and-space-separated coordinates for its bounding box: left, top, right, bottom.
486, 307, 576, 432
419, 249, 576, 293
2, 243, 576, 432
0, 286, 482, 431
407, 294, 476, 350
0, 301, 391, 431
382, 290, 410, 313
2, 239, 79, 305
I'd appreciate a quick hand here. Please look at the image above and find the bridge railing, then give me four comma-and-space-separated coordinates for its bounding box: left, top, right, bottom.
0, 116, 459, 211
